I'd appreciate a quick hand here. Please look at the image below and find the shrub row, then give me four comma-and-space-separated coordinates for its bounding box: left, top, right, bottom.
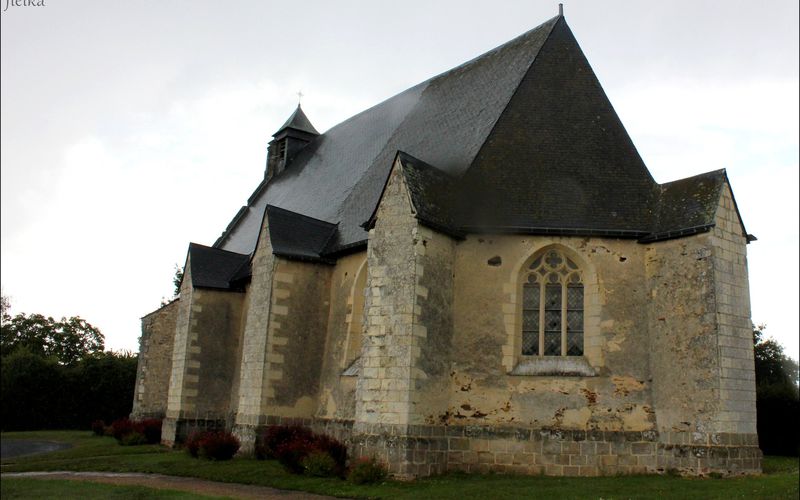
256, 425, 347, 476
347, 456, 388, 484
1, 349, 137, 431
94, 417, 163, 446
185, 430, 241, 460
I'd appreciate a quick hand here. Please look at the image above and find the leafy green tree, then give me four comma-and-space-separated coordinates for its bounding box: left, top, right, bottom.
1, 348, 138, 431
1, 312, 104, 364
173, 264, 184, 297
753, 324, 799, 456
1, 292, 10, 324
754, 324, 799, 390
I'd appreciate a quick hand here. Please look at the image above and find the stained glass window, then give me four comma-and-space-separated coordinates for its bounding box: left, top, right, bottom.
521, 249, 583, 357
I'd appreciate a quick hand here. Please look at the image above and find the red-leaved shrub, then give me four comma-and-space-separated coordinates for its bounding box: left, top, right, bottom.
110, 418, 135, 442
138, 418, 163, 444
108, 418, 162, 445
185, 430, 240, 460
90, 419, 106, 436
185, 431, 204, 458
258, 425, 347, 475
199, 431, 240, 461
256, 425, 314, 459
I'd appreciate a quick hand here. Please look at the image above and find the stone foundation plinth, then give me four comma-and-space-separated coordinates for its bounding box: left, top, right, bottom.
268, 419, 762, 478
166, 416, 762, 477
160, 416, 227, 447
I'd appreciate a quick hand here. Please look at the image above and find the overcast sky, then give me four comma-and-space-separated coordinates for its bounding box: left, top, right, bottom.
2, 0, 798, 359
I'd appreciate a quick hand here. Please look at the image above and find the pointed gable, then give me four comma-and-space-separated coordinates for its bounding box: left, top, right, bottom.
461, 17, 656, 234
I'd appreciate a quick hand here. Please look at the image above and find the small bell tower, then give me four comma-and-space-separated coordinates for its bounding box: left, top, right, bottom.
265, 104, 320, 181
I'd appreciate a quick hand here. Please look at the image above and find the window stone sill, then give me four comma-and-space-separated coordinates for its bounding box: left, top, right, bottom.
509, 356, 597, 377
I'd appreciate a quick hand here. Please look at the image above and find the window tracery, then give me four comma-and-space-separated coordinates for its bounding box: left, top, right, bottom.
521, 249, 583, 357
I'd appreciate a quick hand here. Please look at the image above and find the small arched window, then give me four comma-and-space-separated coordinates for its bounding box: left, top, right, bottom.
521, 249, 583, 357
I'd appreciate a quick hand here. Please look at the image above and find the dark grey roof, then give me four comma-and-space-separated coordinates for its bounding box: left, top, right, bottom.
366, 152, 463, 239
215, 16, 559, 254
641, 169, 752, 243
275, 104, 319, 136
213, 14, 750, 260
188, 243, 250, 290
457, 17, 657, 234
266, 205, 338, 263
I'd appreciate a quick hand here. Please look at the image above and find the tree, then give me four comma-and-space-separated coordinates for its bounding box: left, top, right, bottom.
1, 348, 138, 431
173, 264, 184, 297
753, 324, 799, 389
752, 324, 799, 456
1, 292, 10, 323
1, 312, 104, 365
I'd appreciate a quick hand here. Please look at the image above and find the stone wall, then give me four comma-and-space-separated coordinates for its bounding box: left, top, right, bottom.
234, 217, 276, 438
355, 161, 427, 428
162, 260, 196, 445
132, 299, 178, 419
711, 184, 757, 434
349, 423, 761, 477
645, 234, 720, 437
232, 210, 334, 452
161, 282, 245, 443
244, 416, 761, 477
152, 169, 758, 475
232, 212, 277, 449
262, 258, 332, 416
189, 288, 245, 418
317, 252, 367, 421
448, 236, 654, 432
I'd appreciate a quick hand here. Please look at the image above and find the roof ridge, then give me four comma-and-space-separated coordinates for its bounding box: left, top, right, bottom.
424, 15, 561, 88
657, 168, 726, 187
312, 17, 561, 140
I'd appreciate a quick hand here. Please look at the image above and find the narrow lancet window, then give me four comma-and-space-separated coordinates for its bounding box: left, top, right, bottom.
521, 249, 583, 356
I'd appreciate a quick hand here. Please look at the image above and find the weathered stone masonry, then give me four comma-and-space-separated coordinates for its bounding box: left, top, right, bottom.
131, 299, 178, 420
133, 13, 761, 478
139, 171, 760, 476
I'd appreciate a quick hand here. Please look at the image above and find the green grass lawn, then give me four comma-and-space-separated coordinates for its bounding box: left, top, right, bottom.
2, 430, 798, 499
1, 478, 230, 499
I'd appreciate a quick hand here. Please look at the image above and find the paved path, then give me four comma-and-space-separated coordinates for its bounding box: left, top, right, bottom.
2, 471, 343, 499
0, 439, 72, 459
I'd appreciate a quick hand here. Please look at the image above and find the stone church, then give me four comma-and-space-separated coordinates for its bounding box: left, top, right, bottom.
132, 11, 761, 477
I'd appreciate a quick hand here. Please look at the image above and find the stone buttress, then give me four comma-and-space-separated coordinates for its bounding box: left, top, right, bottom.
231, 207, 332, 452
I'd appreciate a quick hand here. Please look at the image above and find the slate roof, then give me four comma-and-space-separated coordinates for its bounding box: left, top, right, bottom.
641, 169, 752, 243
366, 152, 463, 239
209, 13, 750, 264
275, 104, 319, 136
187, 243, 251, 290
266, 205, 338, 263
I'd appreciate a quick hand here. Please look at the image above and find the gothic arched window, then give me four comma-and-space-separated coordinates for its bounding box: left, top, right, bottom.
521, 249, 584, 357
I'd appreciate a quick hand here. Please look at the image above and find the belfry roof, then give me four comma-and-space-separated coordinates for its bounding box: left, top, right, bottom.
274, 104, 319, 137
209, 13, 748, 263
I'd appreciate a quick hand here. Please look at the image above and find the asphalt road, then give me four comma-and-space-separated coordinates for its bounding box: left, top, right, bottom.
0, 439, 72, 459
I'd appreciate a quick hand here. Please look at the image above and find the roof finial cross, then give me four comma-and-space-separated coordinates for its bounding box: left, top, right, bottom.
297, 91, 304, 105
